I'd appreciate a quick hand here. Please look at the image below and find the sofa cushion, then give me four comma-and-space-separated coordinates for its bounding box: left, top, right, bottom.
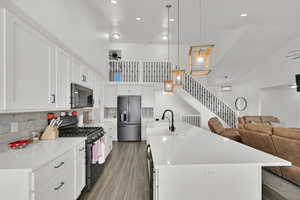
261, 116, 280, 124
273, 127, 300, 141
243, 116, 262, 124
220, 130, 241, 142
244, 123, 273, 135
208, 117, 225, 134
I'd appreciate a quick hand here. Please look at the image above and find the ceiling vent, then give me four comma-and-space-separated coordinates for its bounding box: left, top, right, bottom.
286, 50, 300, 60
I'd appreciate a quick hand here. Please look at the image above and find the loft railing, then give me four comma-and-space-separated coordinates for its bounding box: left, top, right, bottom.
183, 73, 237, 128
142, 61, 172, 83
109, 61, 171, 83
182, 115, 201, 128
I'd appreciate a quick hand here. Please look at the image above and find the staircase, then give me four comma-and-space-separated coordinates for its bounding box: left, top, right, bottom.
182, 73, 238, 128
108, 61, 238, 128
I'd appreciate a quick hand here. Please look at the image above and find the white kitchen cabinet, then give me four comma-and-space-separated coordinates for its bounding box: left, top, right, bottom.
5, 10, 56, 111
142, 86, 154, 107
80, 65, 93, 89
103, 125, 113, 158
71, 58, 81, 85
117, 85, 141, 96
0, 9, 4, 111
74, 142, 86, 199
0, 138, 85, 200
55, 47, 71, 109
93, 74, 103, 109
104, 84, 117, 107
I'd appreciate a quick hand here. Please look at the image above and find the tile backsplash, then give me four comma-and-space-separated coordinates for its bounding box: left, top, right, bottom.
0, 112, 47, 145
0, 109, 96, 145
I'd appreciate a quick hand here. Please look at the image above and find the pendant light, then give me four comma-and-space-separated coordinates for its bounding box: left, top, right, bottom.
189, 0, 214, 76
172, 0, 185, 87
164, 4, 174, 93
221, 76, 232, 92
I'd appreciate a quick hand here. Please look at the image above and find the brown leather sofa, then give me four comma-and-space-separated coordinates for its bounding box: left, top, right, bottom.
238, 120, 300, 186
238, 116, 280, 128
208, 117, 241, 142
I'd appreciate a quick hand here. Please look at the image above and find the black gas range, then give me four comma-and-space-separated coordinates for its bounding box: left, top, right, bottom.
58, 116, 105, 191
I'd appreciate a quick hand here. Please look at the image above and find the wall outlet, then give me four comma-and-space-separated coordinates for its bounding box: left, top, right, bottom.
11, 122, 18, 133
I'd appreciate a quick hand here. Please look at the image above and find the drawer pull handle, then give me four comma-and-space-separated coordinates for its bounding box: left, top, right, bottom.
54, 162, 65, 169
54, 182, 65, 191
79, 147, 85, 152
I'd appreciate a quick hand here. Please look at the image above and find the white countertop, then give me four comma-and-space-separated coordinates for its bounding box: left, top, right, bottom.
0, 138, 86, 171
148, 123, 291, 168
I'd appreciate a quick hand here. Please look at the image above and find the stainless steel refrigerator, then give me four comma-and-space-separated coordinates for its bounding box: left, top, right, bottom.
117, 96, 141, 141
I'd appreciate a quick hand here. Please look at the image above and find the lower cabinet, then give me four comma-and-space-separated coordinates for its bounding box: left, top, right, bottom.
74, 142, 86, 199
0, 143, 86, 200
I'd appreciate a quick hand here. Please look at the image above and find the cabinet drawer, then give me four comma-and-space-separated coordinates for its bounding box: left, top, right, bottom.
34, 158, 74, 200
33, 150, 74, 190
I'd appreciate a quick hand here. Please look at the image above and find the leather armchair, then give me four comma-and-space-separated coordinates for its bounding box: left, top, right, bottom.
208, 117, 241, 142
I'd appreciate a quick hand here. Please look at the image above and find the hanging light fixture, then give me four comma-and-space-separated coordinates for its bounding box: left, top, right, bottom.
164, 4, 174, 93
221, 76, 232, 92
172, 0, 185, 87
189, 0, 214, 76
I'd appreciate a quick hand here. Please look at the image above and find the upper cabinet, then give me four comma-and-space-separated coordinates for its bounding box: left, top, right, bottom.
71, 58, 93, 89
55, 47, 71, 109
0, 9, 5, 112
5, 10, 56, 111
142, 86, 154, 107
0, 9, 103, 113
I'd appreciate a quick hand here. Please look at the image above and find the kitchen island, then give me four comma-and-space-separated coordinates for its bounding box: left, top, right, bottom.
147, 122, 291, 200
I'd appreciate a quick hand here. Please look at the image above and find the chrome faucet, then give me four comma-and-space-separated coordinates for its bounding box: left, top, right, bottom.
161, 109, 175, 132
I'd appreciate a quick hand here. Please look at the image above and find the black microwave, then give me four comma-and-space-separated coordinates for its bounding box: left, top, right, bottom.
71, 83, 94, 109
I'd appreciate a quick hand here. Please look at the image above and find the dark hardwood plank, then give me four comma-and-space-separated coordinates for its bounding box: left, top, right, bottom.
80, 142, 150, 200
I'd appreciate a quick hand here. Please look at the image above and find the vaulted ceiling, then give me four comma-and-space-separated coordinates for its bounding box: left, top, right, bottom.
88, 0, 300, 84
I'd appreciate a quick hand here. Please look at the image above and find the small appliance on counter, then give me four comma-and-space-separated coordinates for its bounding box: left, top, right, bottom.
58, 115, 105, 191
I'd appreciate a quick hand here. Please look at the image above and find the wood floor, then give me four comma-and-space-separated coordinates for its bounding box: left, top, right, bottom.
80, 141, 279, 200
80, 142, 150, 200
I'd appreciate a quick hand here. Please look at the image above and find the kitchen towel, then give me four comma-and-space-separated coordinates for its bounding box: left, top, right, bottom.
92, 140, 101, 164
98, 138, 106, 164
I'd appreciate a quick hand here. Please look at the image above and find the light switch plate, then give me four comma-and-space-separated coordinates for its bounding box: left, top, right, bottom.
11, 122, 18, 133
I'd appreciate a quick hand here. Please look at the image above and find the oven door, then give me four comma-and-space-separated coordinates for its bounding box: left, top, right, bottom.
71, 83, 94, 109
147, 145, 154, 200
86, 139, 104, 191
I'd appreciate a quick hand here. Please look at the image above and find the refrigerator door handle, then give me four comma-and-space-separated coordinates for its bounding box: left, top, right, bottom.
120, 111, 128, 122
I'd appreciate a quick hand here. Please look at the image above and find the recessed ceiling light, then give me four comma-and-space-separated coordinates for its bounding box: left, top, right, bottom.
110, 0, 117, 4
240, 13, 248, 17
136, 17, 142, 21
162, 35, 168, 40
169, 18, 175, 22
111, 32, 120, 40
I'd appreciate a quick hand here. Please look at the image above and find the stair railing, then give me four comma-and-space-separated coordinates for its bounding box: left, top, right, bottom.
183, 73, 238, 128
182, 115, 201, 128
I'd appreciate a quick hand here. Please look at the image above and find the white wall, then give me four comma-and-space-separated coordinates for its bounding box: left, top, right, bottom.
260, 85, 300, 127
154, 88, 199, 121
5, 0, 110, 77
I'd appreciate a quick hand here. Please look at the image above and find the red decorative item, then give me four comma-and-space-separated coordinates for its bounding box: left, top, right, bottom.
8, 140, 30, 149
72, 111, 78, 116
47, 113, 55, 119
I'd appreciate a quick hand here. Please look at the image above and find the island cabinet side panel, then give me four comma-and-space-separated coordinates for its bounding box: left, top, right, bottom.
157, 165, 262, 200
0, 170, 32, 200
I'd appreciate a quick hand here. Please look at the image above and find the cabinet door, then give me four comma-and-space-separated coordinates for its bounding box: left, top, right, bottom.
93, 74, 103, 109
117, 85, 141, 96
142, 86, 154, 107
71, 58, 81, 85
80, 65, 93, 88
104, 84, 117, 107
75, 142, 86, 199
5, 11, 56, 111
55, 47, 70, 109
0, 9, 4, 111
